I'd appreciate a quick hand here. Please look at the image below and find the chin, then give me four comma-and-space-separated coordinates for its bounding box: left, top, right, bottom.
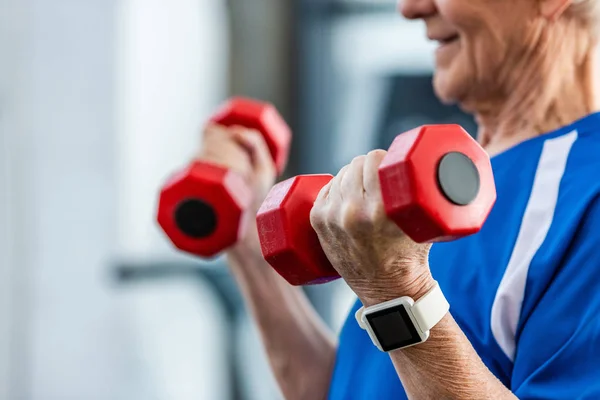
433, 61, 480, 114
432, 73, 459, 105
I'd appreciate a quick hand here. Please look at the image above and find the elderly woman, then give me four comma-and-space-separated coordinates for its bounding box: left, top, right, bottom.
202, 0, 600, 398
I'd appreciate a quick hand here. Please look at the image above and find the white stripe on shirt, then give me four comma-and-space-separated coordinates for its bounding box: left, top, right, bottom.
491, 130, 578, 362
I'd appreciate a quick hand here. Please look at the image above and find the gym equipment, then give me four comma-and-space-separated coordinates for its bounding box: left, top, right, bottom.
256, 124, 496, 285
157, 97, 292, 258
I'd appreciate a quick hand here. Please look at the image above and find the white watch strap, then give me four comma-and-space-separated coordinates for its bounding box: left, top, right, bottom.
412, 282, 449, 332
355, 307, 367, 329
354, 281, 449, 333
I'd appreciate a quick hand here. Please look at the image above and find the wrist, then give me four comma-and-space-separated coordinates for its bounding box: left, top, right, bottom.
226, 224, 286, 285
227, 217, 261, 254
356, 278, 449, 353
359, 271, 437, 307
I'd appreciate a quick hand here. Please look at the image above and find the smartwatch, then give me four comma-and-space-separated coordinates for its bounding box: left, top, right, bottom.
355, 281, 449, 352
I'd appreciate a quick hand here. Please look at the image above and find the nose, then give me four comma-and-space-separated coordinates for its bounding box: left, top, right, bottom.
398, 0, 437, 19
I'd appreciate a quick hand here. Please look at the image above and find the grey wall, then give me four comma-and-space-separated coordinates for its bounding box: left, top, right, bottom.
0, 0, 33, 398
26, 1, 131, 398
0, 1, 140, 399
228, 0, 293, 120
0, 0, 235, 398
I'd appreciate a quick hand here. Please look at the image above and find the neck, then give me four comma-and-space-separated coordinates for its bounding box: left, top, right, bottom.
471, 25, 599, 156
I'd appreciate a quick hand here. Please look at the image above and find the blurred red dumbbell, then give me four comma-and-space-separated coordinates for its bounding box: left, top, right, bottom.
157, 97, 292, 258
256, 124, 496, 285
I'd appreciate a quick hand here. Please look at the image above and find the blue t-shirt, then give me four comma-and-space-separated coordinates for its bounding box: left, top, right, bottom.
328, 112, 600, 400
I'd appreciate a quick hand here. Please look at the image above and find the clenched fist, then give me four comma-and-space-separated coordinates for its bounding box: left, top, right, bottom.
199, 123, 278, 258
309, 150, 435, 306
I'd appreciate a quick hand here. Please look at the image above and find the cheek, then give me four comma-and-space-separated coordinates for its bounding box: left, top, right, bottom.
432, 0, 521, 102
437, 0, 511, 77
432, 32, 510, 105
468, 32, 506, 81
455, 38, 514, 100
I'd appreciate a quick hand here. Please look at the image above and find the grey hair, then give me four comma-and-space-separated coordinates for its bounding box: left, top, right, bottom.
569, 0, 600, 37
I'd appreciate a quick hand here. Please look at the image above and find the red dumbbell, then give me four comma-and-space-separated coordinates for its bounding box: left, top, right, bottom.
157, 97, 292, 258
256, 124, 496, 285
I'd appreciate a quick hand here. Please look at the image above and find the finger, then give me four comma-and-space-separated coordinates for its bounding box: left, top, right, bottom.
330, 164, 350, 203
202, 122, 224, 137
230, 127, 277, 176
314, 178, 333, 208
203, 123, 238, 144
341, 156, 366, 201
363, 149, 387, 197
200, 123, 233, 152
311, 178, 334, 231
199, 124, 252, 172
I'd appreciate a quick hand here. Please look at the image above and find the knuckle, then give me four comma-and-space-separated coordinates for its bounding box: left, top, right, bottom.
244, 128, 263, 141
228, 126, 257, 141
245, 129, 267, 147
367, 149, 387, 160
224, 125, 246, 136
351, 155, 366, 166
203, 124, 223, 138
337, 166, 350, 184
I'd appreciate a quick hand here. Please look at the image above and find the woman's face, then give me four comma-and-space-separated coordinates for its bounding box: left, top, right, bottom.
399, 0, 540, 107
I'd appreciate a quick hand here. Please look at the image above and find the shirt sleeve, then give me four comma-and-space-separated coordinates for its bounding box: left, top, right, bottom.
511, 198, 600, 399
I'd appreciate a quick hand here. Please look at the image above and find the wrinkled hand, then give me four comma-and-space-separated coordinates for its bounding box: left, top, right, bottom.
199, 124, 277, 260
309, 150, 435, 306
199, 124, 277, 211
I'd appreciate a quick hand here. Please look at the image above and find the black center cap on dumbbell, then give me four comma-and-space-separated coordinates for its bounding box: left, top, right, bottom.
437, 152, 480, 206
175, 199, 218, 238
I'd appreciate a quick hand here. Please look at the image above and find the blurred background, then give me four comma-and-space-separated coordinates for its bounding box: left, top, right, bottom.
0, 0, 482, 399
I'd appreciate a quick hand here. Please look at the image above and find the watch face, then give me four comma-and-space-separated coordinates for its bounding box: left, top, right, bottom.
366, 304, 422, 351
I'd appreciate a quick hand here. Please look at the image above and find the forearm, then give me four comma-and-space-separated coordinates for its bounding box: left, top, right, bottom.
360, 273, 516, 400
357, 275, 516, 400
227, 241, 337, 400
385, 295, 516, 400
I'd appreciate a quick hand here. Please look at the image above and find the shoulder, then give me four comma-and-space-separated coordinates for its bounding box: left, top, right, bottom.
562, 112, 600, 179
547, 113, 600, 244
502, 113, 600, 304
494, 112, 600, 246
